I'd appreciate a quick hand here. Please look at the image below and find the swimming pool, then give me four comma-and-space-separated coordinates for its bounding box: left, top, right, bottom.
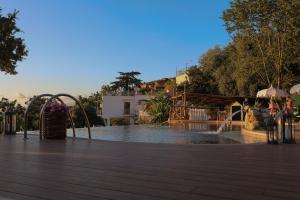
66, 122, 262, 144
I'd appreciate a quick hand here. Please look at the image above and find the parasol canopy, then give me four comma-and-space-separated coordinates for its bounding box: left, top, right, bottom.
256, 85, 288, 98
256, 89, 268, 98
290, 84, 300, 95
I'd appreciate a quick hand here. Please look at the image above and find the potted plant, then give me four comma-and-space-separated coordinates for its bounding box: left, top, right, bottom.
42, 100, 68, 139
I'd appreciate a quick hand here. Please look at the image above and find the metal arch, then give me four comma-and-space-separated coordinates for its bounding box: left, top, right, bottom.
24, 94, 76, 139
38, 97, 76, 139
39, 93, 91, 140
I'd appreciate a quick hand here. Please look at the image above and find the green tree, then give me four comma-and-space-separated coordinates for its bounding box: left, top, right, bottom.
146, 93, 171, 123
15, 103, 25, 131
164, 79, 177, 96
230, 36, 270, 96
0, 9, 28, 74
223, 0, 300, 88
72, 94, 105, 128
0, 98, 19, 112
100, 84, 116, 96
213, 46, 238, 96
0, 98, 25, 132
0, 98, 10, 111
110, 71, 142, 94
185, 46, 228, 95
185, 43, 269, 97
199, 46, 233, 95
139, 87, 151, 95
186, 65, 219, 94
25, 97, 46, 131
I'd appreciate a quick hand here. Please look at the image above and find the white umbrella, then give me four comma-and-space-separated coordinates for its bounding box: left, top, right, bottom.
256, 85, 288, 98
266, 85, 288, 98
290, 84, 300, 95
256, 89, 268, 98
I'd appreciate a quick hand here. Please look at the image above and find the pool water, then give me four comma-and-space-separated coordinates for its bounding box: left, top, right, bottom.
66, 123, 250, 144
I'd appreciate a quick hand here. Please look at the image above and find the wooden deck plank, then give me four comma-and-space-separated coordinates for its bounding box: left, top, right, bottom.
0, 134, 300, 199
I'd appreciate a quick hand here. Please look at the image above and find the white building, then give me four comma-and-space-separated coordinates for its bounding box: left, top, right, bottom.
176, 68, 189, 85
100, 95, 151, 125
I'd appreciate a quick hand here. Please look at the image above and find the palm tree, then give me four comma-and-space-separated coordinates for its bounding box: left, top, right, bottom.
0, 98, 16, 112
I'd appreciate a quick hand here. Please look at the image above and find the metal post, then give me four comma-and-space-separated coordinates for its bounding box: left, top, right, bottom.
183, 82, 186, 119
293, 117, 296, 143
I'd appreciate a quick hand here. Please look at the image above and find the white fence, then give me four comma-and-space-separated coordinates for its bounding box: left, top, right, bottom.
189, 109, 208, 121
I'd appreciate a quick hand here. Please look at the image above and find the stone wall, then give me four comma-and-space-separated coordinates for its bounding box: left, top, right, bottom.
244, 108, 268, 130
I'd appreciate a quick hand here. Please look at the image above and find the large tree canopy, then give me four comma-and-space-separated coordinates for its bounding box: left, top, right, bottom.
72, 94, 105, 128
185, 0, 300, 98
223, 0, 300, 88
0, 9, 28, 74
110, 71, 142, 93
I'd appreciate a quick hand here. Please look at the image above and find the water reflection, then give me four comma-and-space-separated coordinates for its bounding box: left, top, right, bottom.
169, 122, 242, 132
68, 123, 241, 144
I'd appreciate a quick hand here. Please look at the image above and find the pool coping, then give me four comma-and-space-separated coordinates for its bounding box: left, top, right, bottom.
241, 128, 266, 139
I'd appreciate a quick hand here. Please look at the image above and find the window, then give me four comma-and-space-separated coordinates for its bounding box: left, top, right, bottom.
124, 102, 130, 115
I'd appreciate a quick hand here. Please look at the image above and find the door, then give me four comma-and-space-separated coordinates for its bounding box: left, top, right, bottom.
124, 102, 131, 115
231, 106, 241, 121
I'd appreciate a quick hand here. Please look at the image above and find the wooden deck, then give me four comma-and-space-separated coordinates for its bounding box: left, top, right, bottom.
0, 135, 300, 200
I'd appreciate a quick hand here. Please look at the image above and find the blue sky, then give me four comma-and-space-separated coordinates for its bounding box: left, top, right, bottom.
0, 0, 230, 99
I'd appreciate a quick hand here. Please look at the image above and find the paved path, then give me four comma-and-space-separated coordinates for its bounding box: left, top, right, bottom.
0, 134, 299, 200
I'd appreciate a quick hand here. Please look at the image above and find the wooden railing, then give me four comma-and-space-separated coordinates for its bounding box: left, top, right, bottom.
169, 106, 189, 120
169, 106, 222, 121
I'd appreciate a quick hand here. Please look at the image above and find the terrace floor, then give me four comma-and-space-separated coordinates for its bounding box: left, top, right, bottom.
0, 134, 300, 200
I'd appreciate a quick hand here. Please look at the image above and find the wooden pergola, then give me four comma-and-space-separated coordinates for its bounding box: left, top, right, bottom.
170, 92, 256, 120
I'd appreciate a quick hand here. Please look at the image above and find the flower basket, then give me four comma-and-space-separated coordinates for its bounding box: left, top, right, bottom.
42, 101, 68, 139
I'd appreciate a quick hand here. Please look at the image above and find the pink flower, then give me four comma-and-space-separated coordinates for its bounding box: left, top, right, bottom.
47, 100, 68, 113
